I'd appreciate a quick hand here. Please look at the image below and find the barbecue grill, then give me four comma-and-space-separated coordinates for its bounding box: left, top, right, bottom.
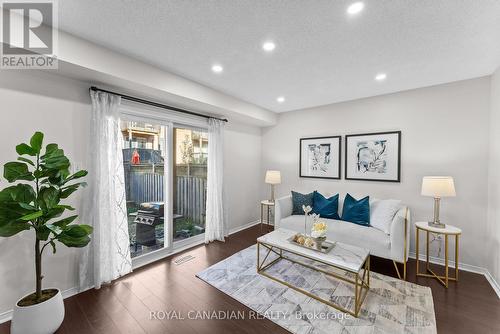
134, 202, 164, 248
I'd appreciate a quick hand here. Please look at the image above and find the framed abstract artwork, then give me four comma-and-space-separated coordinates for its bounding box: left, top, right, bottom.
345, 131, 401, 182
299, 136, 341, 179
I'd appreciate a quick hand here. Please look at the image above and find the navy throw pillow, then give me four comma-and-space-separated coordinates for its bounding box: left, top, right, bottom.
291, 191, 314, 215
341, 193, 370, 226
312, 192, 340, 220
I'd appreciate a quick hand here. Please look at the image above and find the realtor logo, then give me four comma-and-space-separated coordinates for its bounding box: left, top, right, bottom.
1, 0, 58, 69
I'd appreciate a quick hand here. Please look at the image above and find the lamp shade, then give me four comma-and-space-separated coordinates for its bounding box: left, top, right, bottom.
265, 170, 281, 184
421, 176, 456, 197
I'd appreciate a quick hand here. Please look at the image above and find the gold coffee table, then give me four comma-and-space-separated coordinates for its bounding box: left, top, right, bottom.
257, 228, 370, 317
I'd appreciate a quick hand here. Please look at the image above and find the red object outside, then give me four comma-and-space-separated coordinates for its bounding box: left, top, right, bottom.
131, 149, 140, 164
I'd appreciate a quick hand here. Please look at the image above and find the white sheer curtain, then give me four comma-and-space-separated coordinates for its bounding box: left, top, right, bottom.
205, 118, 226, 243
79, 91, 132, 290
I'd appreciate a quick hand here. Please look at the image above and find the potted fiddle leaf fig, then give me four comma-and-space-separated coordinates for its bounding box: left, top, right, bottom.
0, 132, 92, 334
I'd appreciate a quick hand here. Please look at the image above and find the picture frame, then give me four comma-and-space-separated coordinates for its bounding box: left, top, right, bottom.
345, 131, 401, 182
299, 136, 341, 179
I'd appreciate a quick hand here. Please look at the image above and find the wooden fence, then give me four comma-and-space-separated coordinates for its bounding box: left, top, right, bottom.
128, 172, 164, 203
176, 176, 207, 225
127, 172, 207, 224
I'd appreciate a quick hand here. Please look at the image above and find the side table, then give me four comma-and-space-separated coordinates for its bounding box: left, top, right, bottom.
260, 200, 275, 234
415, 221, 461, 288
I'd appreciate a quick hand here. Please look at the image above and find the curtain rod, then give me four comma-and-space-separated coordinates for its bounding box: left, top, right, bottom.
89, 86, 228, 122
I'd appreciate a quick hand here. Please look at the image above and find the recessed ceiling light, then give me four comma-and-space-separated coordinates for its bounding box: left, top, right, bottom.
347, 2, 364, 15
262, 41, 276, 52
277, 96, 285, 103
375, 73, 387, 81
211, 64, 223, 73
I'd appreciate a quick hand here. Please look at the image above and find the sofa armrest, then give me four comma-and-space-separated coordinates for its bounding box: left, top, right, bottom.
390, 207, 411, 262
275, 195, 292, 228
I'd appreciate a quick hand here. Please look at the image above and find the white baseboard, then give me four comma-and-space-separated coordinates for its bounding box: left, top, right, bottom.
0, 220, 262, 324
0, 286, 81, 324
484, 270, 500, 298
228, 219, 261, 235
409, 251, 500, 298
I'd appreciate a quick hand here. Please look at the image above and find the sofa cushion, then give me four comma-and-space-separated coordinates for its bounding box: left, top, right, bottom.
370, 199, 402, 234
341, 193, 370, 226
312, 191, 340, 220
279, 215, 391, 259
291, 191, 314, 215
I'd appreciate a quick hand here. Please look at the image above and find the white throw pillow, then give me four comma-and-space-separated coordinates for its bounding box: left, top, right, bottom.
370, 199, 402, 234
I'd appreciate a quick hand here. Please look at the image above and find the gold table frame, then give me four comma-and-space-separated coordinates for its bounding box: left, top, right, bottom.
416, 225, 460, 288
257, 241, 370, 317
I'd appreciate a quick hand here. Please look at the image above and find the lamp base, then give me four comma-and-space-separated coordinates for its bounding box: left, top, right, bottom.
428, 221, 446, 229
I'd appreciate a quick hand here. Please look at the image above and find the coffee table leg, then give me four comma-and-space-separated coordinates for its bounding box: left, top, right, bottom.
367, 256, 370, 287
354, 272, 359, 315
257, 242, 260, 272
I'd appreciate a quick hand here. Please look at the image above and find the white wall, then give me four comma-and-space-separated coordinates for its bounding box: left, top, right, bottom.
488, 67, 500, 285
262, 77, 491, 270
0, 70, 262, 316
224, 123, 262, 231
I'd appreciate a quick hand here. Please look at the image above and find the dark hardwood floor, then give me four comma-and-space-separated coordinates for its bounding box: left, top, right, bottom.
1, 224, 499, 334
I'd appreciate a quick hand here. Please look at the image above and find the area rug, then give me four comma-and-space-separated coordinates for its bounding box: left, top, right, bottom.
196, 244, 436, 334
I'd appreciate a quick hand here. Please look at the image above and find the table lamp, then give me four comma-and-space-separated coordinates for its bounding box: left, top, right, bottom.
421, 176, 456, 228
265, 170, 281, 203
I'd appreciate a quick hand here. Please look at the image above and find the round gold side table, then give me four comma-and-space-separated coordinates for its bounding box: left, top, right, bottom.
260, 200, 275, 234
415, 221, 461, 288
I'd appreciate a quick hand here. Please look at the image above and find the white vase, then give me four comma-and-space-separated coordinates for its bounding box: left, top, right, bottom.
11, 288, 65, 334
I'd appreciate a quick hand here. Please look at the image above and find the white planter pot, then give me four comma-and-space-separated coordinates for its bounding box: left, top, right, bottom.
11, 289, 65, 334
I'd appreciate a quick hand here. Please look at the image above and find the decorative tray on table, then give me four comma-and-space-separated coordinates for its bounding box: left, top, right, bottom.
287, 234, 336, 254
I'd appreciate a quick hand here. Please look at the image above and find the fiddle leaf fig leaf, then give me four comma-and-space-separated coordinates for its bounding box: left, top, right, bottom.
57, 224, 92, 247
16, 143, 37, 156
17, 157, 35, 166
19, 202, 37, 211
0, 221, 31, 237
44, 207, 65, 221
55, 204, 75, 211
19, 210, 43, 221
30, 132, 44, 154
0, 184, 36, 204
4, 162, 34, 182
63, 170, 88, 183
38, 187, 59, 211
46, 224, 63, 235
45, 143, 59, 155
53, 215, 78, 228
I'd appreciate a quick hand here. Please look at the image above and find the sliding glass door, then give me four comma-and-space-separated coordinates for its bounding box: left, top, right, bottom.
121, 120, 168, 258
173, 127, 208, 243
120, 118, 208, 260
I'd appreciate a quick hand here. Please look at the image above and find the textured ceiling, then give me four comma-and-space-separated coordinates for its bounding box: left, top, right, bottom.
58, 0, 500, 112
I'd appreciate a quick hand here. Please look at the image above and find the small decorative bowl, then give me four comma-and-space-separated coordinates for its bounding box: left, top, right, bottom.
312, 236, 327, 250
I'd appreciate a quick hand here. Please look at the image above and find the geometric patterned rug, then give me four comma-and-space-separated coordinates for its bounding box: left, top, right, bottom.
197, 244, 437, 334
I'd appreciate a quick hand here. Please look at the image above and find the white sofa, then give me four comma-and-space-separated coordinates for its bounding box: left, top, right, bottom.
275, 195, 410, 278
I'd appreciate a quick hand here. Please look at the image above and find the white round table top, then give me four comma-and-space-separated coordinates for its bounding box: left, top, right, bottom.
415, 221, 462, 235
261, 200, 275, 206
